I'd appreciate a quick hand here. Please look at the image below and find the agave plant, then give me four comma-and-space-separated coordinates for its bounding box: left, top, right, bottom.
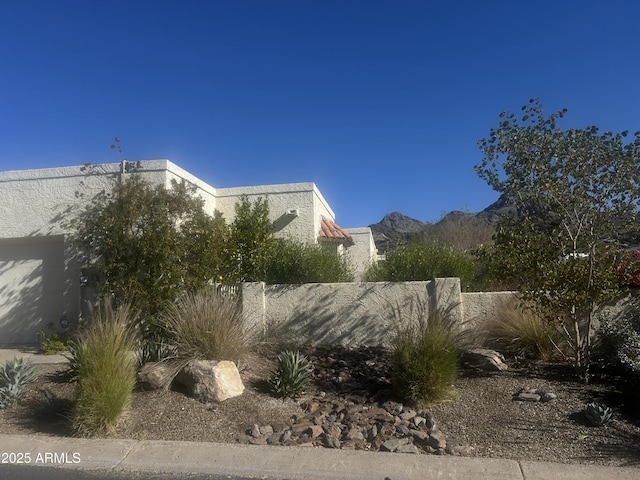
268, 350, 314, 399
0, 357, 39, 409
584, 402, 613, 427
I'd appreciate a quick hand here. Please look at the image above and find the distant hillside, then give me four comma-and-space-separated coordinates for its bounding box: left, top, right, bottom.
369, 195, 514, 252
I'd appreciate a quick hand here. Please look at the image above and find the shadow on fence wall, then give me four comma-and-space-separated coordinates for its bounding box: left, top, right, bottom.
242, 278, 515, 346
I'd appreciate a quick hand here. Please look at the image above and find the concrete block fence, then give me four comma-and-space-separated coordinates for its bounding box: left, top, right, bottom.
242, 279, 517, 346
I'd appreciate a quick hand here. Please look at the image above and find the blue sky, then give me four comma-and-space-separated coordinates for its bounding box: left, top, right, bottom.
2, 1, 639, 228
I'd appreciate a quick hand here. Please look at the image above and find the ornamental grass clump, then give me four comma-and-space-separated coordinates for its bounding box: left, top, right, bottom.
161, 286, 251, 362
0, 357, 39, 409
391, 300, 465, 405
268, 350, 314, 399
483, 300, 565, 362
71, 300, 139, 435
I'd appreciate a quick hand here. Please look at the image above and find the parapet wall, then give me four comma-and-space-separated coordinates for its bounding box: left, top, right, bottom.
242, 279, 516, 346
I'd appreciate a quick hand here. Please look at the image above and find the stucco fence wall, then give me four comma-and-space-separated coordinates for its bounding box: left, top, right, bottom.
242, 278, 517, 346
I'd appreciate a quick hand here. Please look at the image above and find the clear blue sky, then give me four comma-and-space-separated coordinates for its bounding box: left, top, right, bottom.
2, 1, 639, 228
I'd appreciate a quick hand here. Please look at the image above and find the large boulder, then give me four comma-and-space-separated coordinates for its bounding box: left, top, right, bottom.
461, 348, 508, 371
175, 360, 245, 402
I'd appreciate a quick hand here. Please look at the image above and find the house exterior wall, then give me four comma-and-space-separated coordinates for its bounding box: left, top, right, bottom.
0, 160, 218, 239
0, 160, 376, 343
215, 183, 335, 244
344, 227, 377, 280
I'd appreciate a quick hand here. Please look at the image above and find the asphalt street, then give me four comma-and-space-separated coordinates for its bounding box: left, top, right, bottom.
0, 465, 275, 480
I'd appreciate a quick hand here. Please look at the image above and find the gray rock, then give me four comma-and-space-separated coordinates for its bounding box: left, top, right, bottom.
137, 362, 176, 390
426, 429, 447, 449
381, 437, 409, 452
540, 392, 557, 402
306, 424, 324, 438
323, 434, 341, 449
249, 424, 261, 438
409, 428, 428, 441
400, 409, 417, 421
280, 429, 292, 442
396, 443, 420, 454
383, 400, 404, 415
413, 416, 426, 427
462, 348, 508, 371
260, 425, 274, 436
516, 392, 542, 402
323, 423, 342, 439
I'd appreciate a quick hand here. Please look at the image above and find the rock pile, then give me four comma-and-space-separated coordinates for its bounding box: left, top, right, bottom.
238, 396, 470, 455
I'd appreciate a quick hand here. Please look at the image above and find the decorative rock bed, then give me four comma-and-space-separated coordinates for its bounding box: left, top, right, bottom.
238, 395, 470, 455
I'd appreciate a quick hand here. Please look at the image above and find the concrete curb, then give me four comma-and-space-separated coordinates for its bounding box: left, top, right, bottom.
0, 434, 638, 480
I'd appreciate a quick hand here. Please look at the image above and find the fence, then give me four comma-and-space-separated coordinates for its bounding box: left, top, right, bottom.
242, 278, 516, 346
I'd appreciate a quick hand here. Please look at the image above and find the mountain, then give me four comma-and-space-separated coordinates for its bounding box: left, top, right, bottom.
369, 194, 513, 252
369, 211, 425, 250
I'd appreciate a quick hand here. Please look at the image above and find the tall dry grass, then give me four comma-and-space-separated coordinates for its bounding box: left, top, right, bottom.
161, 286, 252, 362
483, 300, 565, 362
390, 298, 470, 405
71, 300, 139, 435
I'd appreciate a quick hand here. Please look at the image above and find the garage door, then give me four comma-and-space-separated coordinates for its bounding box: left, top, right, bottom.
0, 237, 66, 344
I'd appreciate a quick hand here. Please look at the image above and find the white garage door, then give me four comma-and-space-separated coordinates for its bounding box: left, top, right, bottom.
0, 237, 66, 344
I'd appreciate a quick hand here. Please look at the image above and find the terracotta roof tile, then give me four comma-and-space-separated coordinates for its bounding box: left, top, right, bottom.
319, 216, 354, 246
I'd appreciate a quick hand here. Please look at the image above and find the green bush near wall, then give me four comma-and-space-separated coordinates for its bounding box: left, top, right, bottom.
366, 242, 477, 291
265, 239, 353, 284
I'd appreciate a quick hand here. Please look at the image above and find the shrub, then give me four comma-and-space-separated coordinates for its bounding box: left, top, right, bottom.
161, 286, 250, 362
71, 300, 139, 435
268, 350, 314, 399
137, 332, 177, 365
0, 357, 39, 409
369, 242, 477, 291
583, 401, 613, 427
616, 250, 640, 288
595, 309, 640, 374
483, 300, 566, 362
391, 302, 463, 405
37, 322, 72, 354
265, 239, 353, 284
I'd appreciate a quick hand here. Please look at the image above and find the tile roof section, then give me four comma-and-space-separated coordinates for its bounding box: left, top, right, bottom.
319, 216, 355, 246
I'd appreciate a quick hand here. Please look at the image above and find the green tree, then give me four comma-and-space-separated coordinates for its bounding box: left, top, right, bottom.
71, 175, 222, 327
220, 195, 275, 283
475, 98, 640, 381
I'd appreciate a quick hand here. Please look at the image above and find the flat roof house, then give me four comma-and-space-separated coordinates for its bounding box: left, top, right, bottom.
0, 160, 376, 344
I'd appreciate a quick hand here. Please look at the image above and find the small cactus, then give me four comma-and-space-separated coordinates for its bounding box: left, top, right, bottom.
584, 401, 612, 427
268, 350, 313, 399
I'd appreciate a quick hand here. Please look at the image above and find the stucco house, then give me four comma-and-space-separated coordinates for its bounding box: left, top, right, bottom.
0, 160, 377, 344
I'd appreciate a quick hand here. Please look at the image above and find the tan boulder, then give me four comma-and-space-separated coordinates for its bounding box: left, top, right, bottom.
175, 359, 245, 402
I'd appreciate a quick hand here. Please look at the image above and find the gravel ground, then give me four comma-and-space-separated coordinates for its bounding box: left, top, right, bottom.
1, 345, 639, 468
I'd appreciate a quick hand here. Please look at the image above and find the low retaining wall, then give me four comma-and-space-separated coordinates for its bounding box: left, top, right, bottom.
242, 279, 516, 346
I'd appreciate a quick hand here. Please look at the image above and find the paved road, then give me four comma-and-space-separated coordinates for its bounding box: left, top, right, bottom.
0, 464, 270, 480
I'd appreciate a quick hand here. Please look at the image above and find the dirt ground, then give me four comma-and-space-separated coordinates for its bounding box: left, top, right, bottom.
1, 344, 639, 468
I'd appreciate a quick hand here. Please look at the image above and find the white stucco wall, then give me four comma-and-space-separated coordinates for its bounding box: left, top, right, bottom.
0, 160, 220, 343
0, 160, 218, 239
215, 183, 335, 244
242, 278, 520, 347
0, 160, 376, 343
460, 291, 519, 329
0, 236, 72, 344
344, 227, 377, 280
242, 278, 472, 346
